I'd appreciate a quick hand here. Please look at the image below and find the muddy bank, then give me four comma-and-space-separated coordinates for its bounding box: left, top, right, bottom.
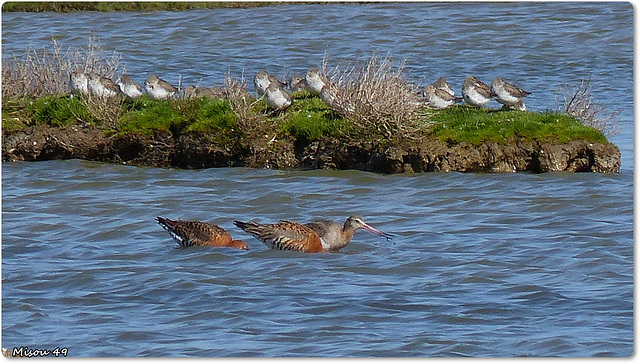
2, 125, 621, 173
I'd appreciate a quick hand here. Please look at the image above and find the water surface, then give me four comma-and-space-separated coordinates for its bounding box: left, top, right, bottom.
1, 2, 634, 357
2, 160, 633, 356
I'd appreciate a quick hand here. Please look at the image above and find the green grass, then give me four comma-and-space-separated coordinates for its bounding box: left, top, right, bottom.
26, 95, 94, 128
118, 99, 186, 135
278, 93, 351, 141
2, 97, 32, 132
118, 96, 239, 136
186, 98, 237, 133
2, 94, 610, 147
2, 110, 28, 132
428, 105, 608, 145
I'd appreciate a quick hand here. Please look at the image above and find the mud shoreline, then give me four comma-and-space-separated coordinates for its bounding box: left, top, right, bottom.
2, 124, 621, 173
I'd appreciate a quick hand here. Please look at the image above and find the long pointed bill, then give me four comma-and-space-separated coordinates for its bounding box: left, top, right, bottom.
361, 223, 393, 241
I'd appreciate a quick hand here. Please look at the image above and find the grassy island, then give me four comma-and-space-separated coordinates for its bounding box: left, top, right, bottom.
2, 92, 608, 145
1, 41, 620, 173
1, 91, 619, 173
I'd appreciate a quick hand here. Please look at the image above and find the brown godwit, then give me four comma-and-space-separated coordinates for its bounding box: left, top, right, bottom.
233, 216, 392, 253
156, 217, 248, 250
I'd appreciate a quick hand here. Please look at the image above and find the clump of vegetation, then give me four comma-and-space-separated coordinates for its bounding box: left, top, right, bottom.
118, 98, 186, 135
429, 105, 608, 145
1, 40, 616, 152
557, 77, 619, 136
223, 73, 265, 133
2, 36, 121, 100
326, 54, 426, 141
118, 96, 238, 136
185, 98, 237, 133
278, 93, 350, 141
2, 101, 30, 132
26, 95, 94, 128
1, 36, 128, 130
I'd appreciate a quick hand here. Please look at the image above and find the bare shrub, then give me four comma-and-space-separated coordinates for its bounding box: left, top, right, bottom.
223, 71, 267, 134
83, 96, 125, 130
325, 54, 426, 140
2, 36, 122, 99
557, 77, 619, 136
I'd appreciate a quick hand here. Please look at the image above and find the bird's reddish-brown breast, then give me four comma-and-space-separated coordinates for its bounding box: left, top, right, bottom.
234, 219, 326, 253
267, 221, 326, 253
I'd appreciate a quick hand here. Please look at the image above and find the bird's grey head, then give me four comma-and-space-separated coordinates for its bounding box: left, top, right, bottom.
345, 216, 366, 229
255, 70, 269, 80
306, 68, 321, 78
423, 84, 436, 94
345, 216, 393, 240
146, 74, 159, 84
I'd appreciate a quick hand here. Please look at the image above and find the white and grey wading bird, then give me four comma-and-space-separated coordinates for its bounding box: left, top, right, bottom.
490, 77, 531, 111
145, 74, 177, 100
462, 76, 492, 108
305, 68, 332, 95
185, 85, 225, 99
423, 84, 461, 110
254, 70, 286, 97
432, 76, 455, 97
88, 73, 122, 99
288, 75, 307, 92
319, 85, 354, 114
69, 69, 90, 96
264, 83, 292, 110
117, 74, 143, 99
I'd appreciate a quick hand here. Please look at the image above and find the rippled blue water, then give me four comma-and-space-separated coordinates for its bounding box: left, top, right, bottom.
1, 2, 633, 357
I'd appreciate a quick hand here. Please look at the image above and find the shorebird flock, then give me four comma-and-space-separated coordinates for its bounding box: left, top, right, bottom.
425, 75, 531, 111
156, 215, 393, 253
69, 68, 531, 112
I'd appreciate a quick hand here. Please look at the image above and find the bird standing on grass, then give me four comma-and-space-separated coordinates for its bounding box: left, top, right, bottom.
117, 74, 143, 99
433, 76, 455, 97
264, 82, 292, 110
69, 69, 90, 96
305, 68, 332, 95
145, 74, 177, 100
423, 84, 461, 110
254, 70, 287, 97
462, 76, 493, 108
490, 77, 531, 111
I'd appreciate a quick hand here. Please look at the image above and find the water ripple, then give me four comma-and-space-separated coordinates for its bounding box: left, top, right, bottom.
2, 2, 634, 357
